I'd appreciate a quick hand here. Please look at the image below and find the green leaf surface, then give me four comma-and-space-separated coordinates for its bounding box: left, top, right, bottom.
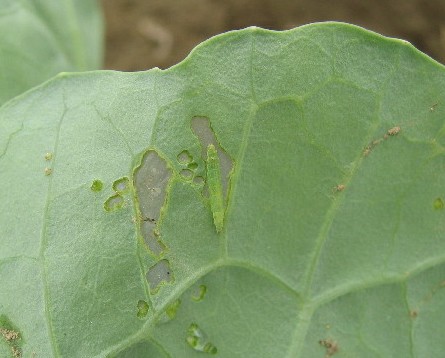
0, 0, 103, 105
1, 23, 445, 357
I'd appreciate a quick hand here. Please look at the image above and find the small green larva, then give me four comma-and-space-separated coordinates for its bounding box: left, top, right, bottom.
206, 144, 224, 233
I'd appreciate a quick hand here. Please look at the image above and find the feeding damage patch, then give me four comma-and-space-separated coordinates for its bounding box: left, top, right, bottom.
146, 259, 173, 293
191, 117, 234, 232
186, 323, 217, 354
191, 117, 233, 200
133, 150, 172, 256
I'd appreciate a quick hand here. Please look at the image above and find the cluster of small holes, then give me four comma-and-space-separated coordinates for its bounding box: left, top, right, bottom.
177, 150, 205, 187
101, 177, 131, 212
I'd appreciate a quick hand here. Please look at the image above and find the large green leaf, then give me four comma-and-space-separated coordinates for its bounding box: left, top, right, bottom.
1, 22, 445, 357
0, 0, 103, 105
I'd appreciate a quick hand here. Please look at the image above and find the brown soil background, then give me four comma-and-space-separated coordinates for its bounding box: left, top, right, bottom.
101, 0, 445, 71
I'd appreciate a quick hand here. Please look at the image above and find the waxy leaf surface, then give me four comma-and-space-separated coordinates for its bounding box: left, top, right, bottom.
1, 23, 445, 357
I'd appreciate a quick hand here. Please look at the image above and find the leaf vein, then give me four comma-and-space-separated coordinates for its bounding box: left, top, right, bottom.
38, 98, 68, 357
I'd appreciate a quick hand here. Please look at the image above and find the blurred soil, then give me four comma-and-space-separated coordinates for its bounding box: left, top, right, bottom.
101, 0, 445, 70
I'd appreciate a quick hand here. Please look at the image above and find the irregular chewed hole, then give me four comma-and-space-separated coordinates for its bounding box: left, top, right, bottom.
177, 150, 193, 164
134, 150, 172, 255
157, 299, 182, 324
166, 299, 181, 319
180, 169, 193, 180
186, 323, 217, 354
104, 194, 124, 211
191, 117, 233, 200
433, 197, 444, 210
113, 177, 130, 193
188, 162, 198, 170
90, 179, 103, 192
193, 176, 205, 186
146, 259, 173, 292
140, 221, 166, 255
134, 150, 171, 223
191, 284, 207, 302
136, 300, 149, 319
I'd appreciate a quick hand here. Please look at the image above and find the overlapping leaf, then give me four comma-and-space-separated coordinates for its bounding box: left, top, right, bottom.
0, 0, 103, 105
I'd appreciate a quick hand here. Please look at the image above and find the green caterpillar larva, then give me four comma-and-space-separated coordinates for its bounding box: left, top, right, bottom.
206, 144, 224, 233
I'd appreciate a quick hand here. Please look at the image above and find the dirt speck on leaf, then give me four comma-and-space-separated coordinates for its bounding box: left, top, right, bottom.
319, 338, 339, 357
11, 347, 22, 358
0, 327, 20, 341
334, 184, 345, 192
430, 103, 438, 112
11, 346, 21, 358
363, 138, 383, 157
387, 126, 401, 136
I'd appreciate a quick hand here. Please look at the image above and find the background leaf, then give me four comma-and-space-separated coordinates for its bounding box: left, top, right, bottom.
1, 23, 445, 357
0, 0, 103, 105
